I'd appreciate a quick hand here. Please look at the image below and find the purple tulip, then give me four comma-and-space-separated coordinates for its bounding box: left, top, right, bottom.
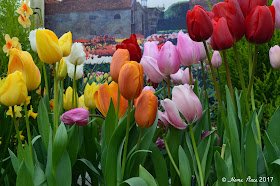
158, 110, 169, 129
270, 45, 280, 70
201, 131, 220, 146
177, 31, 200, 66
170, 68, 184, 84
157, 41, 180, 75
143, 41, 160, 60
211, 51, 222, 68
60, 108, 89, 126
182, 67, 194, 85
143, 86, 155, 92
156, 137, 165, 150
272, 0, 280, 30
140, 56, 165, 83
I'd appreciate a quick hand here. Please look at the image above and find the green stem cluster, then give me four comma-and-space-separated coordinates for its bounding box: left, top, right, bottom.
24, 101, 32, 157
53, 63, 59, 134
163, 135, 180, 177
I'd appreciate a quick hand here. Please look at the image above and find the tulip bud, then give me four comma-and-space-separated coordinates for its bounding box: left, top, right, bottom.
269, 45, 280, 70
143, 41, 160, 60
66, 42, 86, 66
140, 56, 165, 83
157, 41, 180, 75
118, 61, 144, 100
272, 0, 280, 30
245, 6, 275, 44
170, 68, 184, 84
211, 51, 222, 68
110, 49, 130, 83
197, 42, 207, 61
143, 86, 155, 92
63, 87, 78, 110
36, 29, 63, 64
84, 82, 99, 109
187, 5, 213, 42
0, 71, 27, 106
66, 59, 84, 80
59, 31, 72, 57
8, 48, 41, 91
60, 108, 89, 126
56, 58, 67, 80
182, 68, 194, 85
135, 90, 158, 128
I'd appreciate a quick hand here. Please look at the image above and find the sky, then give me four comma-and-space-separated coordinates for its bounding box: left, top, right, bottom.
137, 0, 188, 10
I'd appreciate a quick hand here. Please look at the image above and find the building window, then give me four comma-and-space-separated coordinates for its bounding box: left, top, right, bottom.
114, 14, 121, 19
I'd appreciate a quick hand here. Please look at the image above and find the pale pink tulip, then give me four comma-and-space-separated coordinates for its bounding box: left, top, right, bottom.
170, 68, 184, 84
272, 0, 280, 30
143, 41, 160, 60
211, 51, 222, 68
143, 86, 156, 92
182, 67, 194, 85
140, 56, 165, 83
158, 110, 169, 129
269, 45, 280, 69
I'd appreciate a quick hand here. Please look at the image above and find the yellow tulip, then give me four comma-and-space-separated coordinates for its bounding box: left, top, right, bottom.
0, 71, 27, 106
56, 58, 67, 80
78, 95, 88, 109
63, 87, 78, 110
59, 31, 72, 57
36, 29, 63, 64
8, 48, 41, 91
84, 82, 99, 109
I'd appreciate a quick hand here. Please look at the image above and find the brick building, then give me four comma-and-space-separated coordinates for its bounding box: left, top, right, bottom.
45, 0, 163, 39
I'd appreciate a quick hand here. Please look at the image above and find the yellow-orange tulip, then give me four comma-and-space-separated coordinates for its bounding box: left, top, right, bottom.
0, 71, 27, 106
59, 31, 72, 57
56, 58, 67, 80
118, 61, 143, 100
110, 49, 130, 82
63, 87, 78, 110
36, 29, 63, 64
94, 81, 128, 119
84, 82, 99, 109
8, 48, 41, 91
135, 90, 158, 128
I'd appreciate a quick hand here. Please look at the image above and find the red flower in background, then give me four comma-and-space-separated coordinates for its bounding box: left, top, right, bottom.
236, 0, 267, 17
212, 0, 245, 42
186, 5, 214, 42
245, 5, 275, 44
116, 34, 142, 62
211, 17, 234, 50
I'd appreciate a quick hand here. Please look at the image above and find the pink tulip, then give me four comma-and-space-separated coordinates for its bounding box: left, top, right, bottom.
211, 51, 222, 68
157, 41, 180, 75
201, 131, 220, 146
143, 41, 160, 60
177, 31, 200, 66
158, 110, 169, 129
272, 0, 280, 30
143, 86, 155, 92
140, 56, 165, 83
182, 67, 194, 85
170, 68, 184, 84
60, 108, 89, 126
269, 45, 280, 69
197, 42, 207, 61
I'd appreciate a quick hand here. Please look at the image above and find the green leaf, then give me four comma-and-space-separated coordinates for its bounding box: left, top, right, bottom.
52, 123, 68, 171
139, 165, 157, 186
16, 161, 34, 186
272, 159, 280, 166
178, 146, 192, 186
105, 99, 117, 147
45, 128, 56, 186
121, 177, 148, 186
23, 143, 34, 177
263, 131, 279, 165
149, 143, 169, 186
67, 125, 79, 166
56, 151, 71, 186
267, 107, 280, 150
214, 151, 234, 186
37, 98, 50, 150
34, 165, 46, 186
78, 158, 105, 184
8, 148, 19, 174
194, 109, 207, 144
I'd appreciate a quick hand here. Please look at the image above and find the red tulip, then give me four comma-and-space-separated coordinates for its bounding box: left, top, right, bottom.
245, 6, 275, 44
211, 17, 234, 50
116, 34, 142, 62
186, 5, 214, 42
212, 0, 245, 42
236, 0, 267, 17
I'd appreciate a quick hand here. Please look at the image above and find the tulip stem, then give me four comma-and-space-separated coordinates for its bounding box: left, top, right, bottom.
115, 89, 120, 129
42, 63, 49, 96
162, 81, 167, 98
189, 124, 204, 186
73, 65, 78, 108
217, 68, 223, 101
233, 44, 251, 118
163, 135, 180, 177
203, 41, 227, 125
24, 101, 33, 159
167, 76, 171, 99
222, 50, 236, 110
53, 63, 59, 134
136, 128, 143, 151
188, 66, 193, 85
12, 106, 23, 152
122, 100, 132, 177
89, 114, 106, 120
200, 61, 207, 92
247, 45, 258, 100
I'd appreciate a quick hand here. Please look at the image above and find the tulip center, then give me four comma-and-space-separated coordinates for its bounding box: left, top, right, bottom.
23, 4, 28, 12
6, 42, 12, 49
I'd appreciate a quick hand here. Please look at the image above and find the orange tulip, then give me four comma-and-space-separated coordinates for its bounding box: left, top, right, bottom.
110, 49, 130, 83
94, 81, 128, 119
118, 61, 143, 100
135, 90, 158, 128
8, 48, 41, 91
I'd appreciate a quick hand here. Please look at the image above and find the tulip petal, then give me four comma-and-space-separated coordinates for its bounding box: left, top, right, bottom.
140, 56, 164, 83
